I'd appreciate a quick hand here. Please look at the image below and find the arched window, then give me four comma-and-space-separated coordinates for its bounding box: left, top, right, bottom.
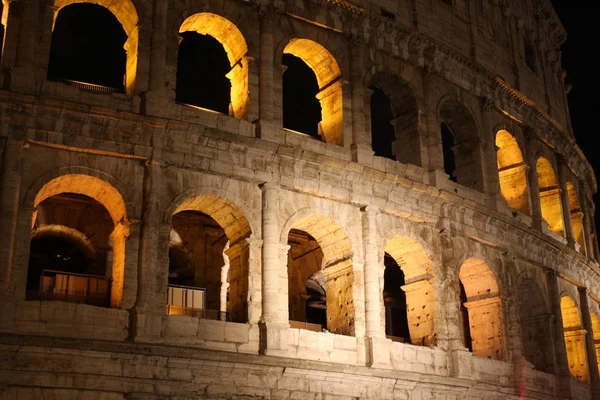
177, 13, 249, 119
384, 237, 436, 346
561, 296, 588, 383
439, 101, 484, 191
286, 215, 354, 336
168, 195, 251, 323
369, 74, 420, 165
536, 157, 565, 237
28, 174, 128, 308
459, 258, 504, 359
282, 54, 322, 139
283, 39, 343, 145
591, 313, 600, 376
566, 182, 586, 253
48, 4, 127, 92
496, 130, 529, 215
517, 279, 554, 373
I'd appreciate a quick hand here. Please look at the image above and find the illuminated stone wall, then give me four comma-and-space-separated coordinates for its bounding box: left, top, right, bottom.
0, 0, 599, 399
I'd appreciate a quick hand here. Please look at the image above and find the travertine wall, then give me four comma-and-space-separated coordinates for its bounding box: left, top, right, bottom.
0, 0, 599, 399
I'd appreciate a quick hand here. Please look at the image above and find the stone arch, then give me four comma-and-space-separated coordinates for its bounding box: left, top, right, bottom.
165, 189, 253, 322
51, 0, 139, 95
517, 278, 554, 372
536, 157, 565, 237
29, 173, 129, 308
566, 181, 585, 253
438, 97, 484, 191
496, 129, 530, 215
31, 225, 96, 260
367, 70, 421, 166
384, 236, 435, 346
560, 296, 588, 383
459, 257, 504, 359
178, 13, 249, 119
282, 38, 343, 145
282, 211, 354, 336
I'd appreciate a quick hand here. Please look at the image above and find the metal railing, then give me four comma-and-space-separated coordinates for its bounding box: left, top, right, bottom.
48, 77, 124, 94
29, 269, 111, 307
166, 284, 227, 321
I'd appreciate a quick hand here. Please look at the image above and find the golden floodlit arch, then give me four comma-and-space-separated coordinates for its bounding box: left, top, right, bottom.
536, 157, 565, 237
560, 296, 588, 383
180, 13, 249, 119
52, 0, 139, 95
283, 39, 343, 145
34, 174, 129, 308
496, 130, 529, 215
566, 182, 585, 253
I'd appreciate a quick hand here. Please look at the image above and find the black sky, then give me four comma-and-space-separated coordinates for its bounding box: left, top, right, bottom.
550, 2, 600, 239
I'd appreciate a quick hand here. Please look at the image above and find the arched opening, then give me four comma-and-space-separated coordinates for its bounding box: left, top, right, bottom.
496, 130, 530, 215
591, 313, 600, 376
517, 279, 554, 372
283, 39, 343, 145
48, 1, 138, 94
369, 74, 421, 165
168, 195, 251, 323
178, 13, 249, 119
560, 296, 588, 383
567, 182, 586, 253
176, 33, 231, 114
384, 236, 435, 346
286, 215, 354, 336
439, 101, 484, 191
459, 258, 504, 359
383, 254, 409, 342
28, 174, 128, 308
167, 211, 228, 320
536, 157, 565, 237
282, 54, 322, 139
370, 87, 395, 160
287, 229, 325, 331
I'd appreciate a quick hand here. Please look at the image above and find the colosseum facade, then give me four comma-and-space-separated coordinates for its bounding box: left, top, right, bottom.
0, 0, 598, 399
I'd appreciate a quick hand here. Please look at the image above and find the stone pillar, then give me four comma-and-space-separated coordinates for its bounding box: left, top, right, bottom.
8, 0, 38, 93
545, 269, 573, 395
260, 182, 287, 324
0, 140, 23, 293
580, 180, 599, 261
256, 8, 278, 140
135, 161, 163, 315
525, 135, 543, 230
557, 157, 576, 248
0, 0, 23, 72
579, 287, 600, 395
349, 38, 372, 164
463, 296, 504, 360
362, 206, 383, 338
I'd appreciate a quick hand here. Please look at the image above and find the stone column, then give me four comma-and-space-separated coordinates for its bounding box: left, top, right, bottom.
580, 180, 599, 261
557, 156, 576, 248
256, 7, 278, 140
349, 38, 372, 164
361, 206, 383, 338
260, 182, 287, 324
8, 0, 38, 93
134, 159, 164, 324
0, 140, 23, 293
525, 133, 543, 230
578, 287, 600, 395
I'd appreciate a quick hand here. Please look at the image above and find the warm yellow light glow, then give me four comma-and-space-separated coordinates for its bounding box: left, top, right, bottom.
459, 258, 504, 360
496, 130, 529, 215
284, 39, 343, 145
52, 0, 139, 96
386, 237, 435, 346
566, 182, 585, 253
537, 157, 565, 237
560, 296, 589, 383
180, 13, 249, 119
34, 174, 128, 308
592, 313, 600, 376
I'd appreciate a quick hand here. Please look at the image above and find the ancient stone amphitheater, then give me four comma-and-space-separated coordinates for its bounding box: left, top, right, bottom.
0, 0, 598, 399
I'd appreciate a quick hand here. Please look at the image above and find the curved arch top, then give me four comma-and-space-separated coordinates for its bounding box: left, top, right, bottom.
283, 38, 341, 89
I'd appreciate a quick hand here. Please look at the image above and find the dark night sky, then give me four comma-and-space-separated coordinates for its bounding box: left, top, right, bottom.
550, 2, 600, 238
